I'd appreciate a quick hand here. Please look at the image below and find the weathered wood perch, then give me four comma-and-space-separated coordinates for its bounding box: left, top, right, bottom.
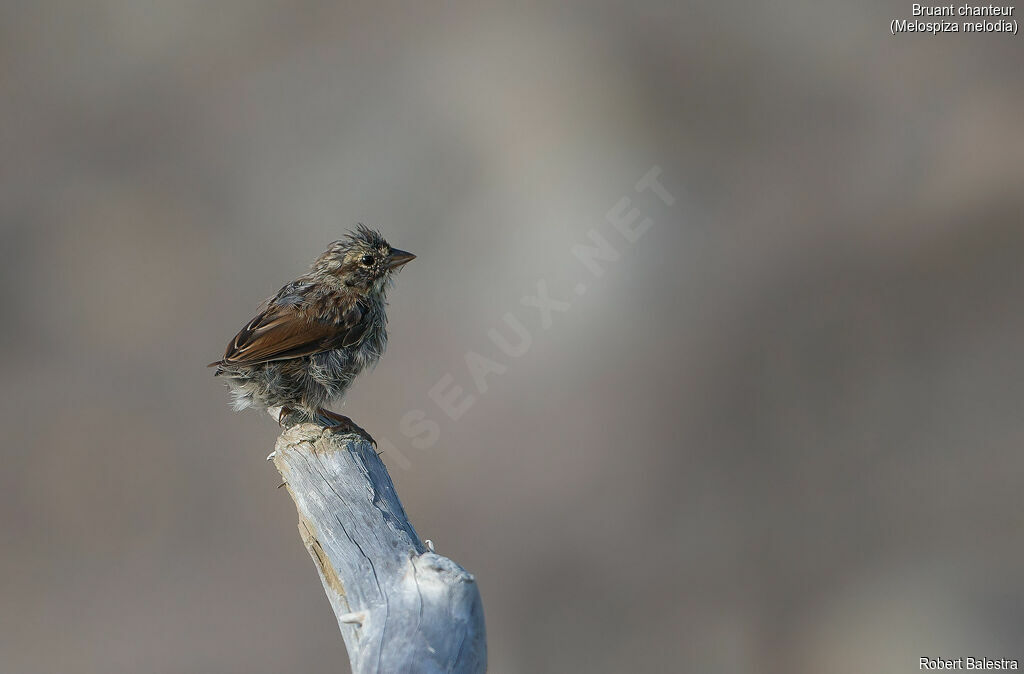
268, 418, 486, 673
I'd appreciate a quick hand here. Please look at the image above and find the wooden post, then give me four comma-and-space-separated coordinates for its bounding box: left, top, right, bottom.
268, 420, 486, 673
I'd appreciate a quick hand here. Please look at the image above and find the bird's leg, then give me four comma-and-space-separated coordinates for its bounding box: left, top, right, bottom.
277, 406, 295, 427
316, 407, 376, 446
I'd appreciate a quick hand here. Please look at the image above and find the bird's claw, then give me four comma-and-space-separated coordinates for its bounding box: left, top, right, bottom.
317, 408, 375, 446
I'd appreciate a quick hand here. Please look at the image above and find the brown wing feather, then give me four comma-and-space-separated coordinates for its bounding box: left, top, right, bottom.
210, 302, 365, 367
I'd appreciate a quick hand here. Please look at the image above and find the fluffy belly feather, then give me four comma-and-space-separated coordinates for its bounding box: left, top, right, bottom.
219, 336, 383, 418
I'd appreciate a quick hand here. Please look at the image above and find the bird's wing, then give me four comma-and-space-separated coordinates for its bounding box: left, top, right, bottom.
212, 301, 366, 367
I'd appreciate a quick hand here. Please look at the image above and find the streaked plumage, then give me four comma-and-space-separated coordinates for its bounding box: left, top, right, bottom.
210, 226, 414, 439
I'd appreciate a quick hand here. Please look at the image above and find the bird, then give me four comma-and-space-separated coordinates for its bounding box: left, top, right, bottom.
209, 225, 415, 444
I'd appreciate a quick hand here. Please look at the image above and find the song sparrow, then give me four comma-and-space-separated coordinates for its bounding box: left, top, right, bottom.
209, 225, 414, 443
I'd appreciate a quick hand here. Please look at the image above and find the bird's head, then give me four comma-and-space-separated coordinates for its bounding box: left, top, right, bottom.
312, 225, 415, 295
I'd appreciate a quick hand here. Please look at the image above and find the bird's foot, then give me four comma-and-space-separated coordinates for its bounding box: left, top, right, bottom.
276, 406, 295, 427
316, 408, 376, 446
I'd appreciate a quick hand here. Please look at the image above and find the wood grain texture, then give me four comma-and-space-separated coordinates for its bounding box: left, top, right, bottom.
270, 420, 486, 673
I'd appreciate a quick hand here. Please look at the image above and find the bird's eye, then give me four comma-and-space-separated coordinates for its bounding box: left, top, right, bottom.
361, 255, 375, 266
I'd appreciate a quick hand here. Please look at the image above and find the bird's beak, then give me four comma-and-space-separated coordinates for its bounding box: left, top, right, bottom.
386, 249, 416, 269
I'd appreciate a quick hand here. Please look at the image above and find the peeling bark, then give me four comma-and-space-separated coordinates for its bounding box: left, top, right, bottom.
268, 420, 486, 673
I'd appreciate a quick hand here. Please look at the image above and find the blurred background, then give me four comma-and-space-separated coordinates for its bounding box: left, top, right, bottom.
2, 2, 1023, 672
